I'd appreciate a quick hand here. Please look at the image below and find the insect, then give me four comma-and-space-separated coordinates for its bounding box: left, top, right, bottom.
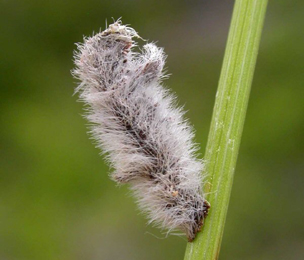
72, 20, 210, 242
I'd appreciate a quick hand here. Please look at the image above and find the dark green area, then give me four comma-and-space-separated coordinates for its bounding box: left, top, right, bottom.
0, 1, 303, 259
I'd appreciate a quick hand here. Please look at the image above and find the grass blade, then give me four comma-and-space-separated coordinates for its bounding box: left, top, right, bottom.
184, 0, 268, 259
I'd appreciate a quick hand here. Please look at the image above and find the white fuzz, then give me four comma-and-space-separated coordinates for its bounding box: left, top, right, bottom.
72, 20, 210, 242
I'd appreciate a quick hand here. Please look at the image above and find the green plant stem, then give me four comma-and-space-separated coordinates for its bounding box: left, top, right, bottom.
184, 0, 268, 259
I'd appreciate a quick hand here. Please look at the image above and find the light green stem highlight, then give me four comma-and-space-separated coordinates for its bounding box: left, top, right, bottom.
184, 0, 268, 259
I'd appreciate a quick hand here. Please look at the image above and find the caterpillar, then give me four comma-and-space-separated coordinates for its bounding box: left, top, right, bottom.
72, 20, 210, 242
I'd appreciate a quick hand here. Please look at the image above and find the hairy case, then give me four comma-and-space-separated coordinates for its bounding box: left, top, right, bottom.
72, 21, 210, 241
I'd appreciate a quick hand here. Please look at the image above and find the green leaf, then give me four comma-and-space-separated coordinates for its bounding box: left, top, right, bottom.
184, 0, 268, 259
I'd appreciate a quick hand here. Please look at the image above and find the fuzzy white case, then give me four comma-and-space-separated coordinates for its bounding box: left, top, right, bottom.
72, 20, 210, 241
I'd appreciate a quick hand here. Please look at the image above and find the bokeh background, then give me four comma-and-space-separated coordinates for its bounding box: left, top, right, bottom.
1, 0, 303, 259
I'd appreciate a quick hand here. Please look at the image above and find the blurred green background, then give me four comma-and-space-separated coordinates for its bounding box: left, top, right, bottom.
1, 0, 303, 259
